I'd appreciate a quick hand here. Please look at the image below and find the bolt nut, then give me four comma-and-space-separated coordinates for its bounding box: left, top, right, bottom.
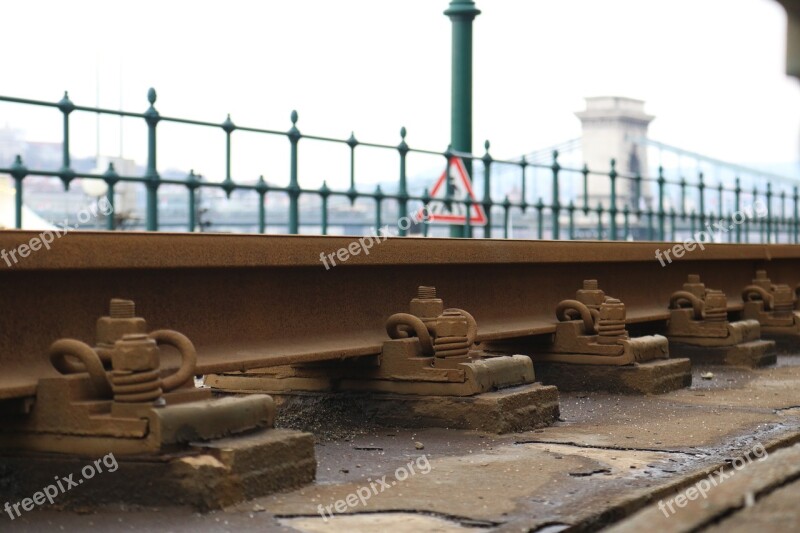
410, 298, 444, 319
773, 285, 794, 306
111, 334, 159, 372
434, 312, 468, 338
96, 316, 147, 347
704, 290, 727, 311
599, 298, 626, 321
576, 280, 606, 307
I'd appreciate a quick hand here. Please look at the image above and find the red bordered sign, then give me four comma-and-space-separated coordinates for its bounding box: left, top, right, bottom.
416, 156, 487, 225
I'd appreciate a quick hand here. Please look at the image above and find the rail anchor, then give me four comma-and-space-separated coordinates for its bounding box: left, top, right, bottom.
666, 275, 776, 367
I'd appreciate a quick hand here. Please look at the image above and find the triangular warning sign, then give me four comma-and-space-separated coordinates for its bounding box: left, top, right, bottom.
417, 156, 487, 226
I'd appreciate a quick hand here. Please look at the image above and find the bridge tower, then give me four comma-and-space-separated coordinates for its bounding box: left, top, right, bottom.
575, 96, 655, 211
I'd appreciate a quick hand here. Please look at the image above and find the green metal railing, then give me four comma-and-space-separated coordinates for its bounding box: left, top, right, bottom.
1, 89, 798, 243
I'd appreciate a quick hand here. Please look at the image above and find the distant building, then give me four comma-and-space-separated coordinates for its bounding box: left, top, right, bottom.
575, 96, 654, 209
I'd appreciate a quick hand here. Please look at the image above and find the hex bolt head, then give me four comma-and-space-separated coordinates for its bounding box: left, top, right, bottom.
111, 333, 160, 372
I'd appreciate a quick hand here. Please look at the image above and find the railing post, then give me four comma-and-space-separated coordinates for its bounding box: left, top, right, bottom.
464, 194, 473, 238
735, 177, 742, 243
257, 175, 268, 234
568, 200, 575, 239
318, 182, 330, 235
374, 184, 384, 235
57, 91, 75, 190
187, 170, 199, 232
783, 189, 788, 243
397, 127, 409, 236
536, 198, 544, 239
608, 159, 617, 240
287, 110, 301, 234
596, 202, 604, 239
502, 195, 510, 239
670, 208, 677, 241
102, 163, 118, 230
519, 157, 528, 214
482, 140, 492, 238
347, 132, 358, 205
221, 114, 236, 198
551, 150, 560, 240
680, 177, 687, 219
581, 163, 589, 214
623, 205, 630, 239
752, 185, 761, 243
143, 88, 160, 231
698, 172, 705, 234
766, 182, 773, 243
10, 155, 27, 229
657, 166, 666, 240
422, 187, 431, 237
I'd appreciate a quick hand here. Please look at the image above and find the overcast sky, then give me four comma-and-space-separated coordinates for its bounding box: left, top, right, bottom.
2, 0, 799, 190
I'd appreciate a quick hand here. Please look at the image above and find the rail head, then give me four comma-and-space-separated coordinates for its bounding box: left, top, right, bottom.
0, 231, 795, 270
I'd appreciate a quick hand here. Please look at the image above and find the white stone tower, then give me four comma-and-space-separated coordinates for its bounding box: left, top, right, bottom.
575, 97, 654, 210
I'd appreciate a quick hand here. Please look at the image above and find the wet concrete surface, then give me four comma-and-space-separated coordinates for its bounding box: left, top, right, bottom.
3, 355, 800, 532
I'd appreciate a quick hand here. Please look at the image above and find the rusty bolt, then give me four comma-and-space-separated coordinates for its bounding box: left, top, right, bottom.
410, 285, 444, 319
434, 309, 469, 338
111, 333, 159, 372
704, 290, 728, 322
683, 274, 706, 298
752, 272, 794, 312
96, 299, 147, 347
772, 285, 795, 315
576, 279, 606, 308
704, 289, 727, 309
597, 298, 627, 345
753, 270, 771, 290
598, 298, 626, 322
433, 309, 471, 359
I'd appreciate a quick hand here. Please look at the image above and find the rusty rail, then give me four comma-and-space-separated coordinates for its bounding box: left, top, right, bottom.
1, 230, 798, 402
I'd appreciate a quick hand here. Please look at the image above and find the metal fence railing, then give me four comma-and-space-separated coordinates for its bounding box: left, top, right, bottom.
1, 89, 798, 243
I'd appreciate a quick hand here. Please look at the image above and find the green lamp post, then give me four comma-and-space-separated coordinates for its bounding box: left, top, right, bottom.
444, 0, 480, 237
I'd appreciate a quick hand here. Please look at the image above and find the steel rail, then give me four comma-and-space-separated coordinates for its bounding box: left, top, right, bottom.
0, 231, 798, 401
